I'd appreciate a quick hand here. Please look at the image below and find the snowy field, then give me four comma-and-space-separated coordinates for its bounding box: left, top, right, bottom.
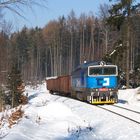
0, 82, 140, 140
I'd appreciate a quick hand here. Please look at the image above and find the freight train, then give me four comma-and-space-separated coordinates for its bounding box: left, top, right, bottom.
46, 61, 119, 104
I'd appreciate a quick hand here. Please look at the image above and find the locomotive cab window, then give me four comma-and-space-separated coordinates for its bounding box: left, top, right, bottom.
104, 67, 117, 75
89, 67, 102, 75
88, 66, 117, 76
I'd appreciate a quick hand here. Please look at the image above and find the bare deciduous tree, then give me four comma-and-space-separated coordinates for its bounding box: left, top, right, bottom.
0, 0, 47, 17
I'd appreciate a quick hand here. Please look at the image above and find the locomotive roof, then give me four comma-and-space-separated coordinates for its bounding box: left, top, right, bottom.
74, 61, 113, 71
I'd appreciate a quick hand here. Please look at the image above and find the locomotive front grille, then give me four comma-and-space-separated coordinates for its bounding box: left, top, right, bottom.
89, 90, 117, 104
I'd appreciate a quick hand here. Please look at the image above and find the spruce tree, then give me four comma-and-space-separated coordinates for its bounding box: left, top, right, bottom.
7, 65, 24, 108
108, 0, 140, 88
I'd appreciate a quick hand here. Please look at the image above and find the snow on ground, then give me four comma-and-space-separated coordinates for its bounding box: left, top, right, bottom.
119, 87, 140, 104
0, 82, 140, 140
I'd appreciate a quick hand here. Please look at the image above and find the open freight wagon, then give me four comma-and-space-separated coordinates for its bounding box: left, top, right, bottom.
46, 75, 71, 96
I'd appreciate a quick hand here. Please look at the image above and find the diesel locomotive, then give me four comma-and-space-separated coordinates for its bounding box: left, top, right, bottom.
46, 61, 119, 104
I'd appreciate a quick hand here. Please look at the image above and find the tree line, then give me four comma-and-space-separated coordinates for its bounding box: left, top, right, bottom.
0, 0, 47, 110
1, 9, 140, 84
0, 0, 140, 110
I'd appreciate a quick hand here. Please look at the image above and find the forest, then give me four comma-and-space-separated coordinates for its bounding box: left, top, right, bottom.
0, 0, 140, 109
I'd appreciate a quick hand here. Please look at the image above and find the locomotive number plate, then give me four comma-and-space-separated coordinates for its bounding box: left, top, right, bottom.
99, 88, 108, 91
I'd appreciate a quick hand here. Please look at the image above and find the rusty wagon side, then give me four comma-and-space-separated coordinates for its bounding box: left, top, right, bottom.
46, 75, 71, 96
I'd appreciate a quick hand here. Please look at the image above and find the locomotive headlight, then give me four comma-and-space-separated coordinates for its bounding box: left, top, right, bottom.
110, 92, 113, 95
91, 88, 98, 92
109, 88, 114, 91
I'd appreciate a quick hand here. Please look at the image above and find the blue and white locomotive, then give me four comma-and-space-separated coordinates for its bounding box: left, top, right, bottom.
71, 61, 118, 104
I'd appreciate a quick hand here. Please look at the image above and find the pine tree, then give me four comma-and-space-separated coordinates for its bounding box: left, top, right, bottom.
7, 64, 26, 108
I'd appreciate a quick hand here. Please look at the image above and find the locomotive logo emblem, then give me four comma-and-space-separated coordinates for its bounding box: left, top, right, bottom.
97, 78, 110, 86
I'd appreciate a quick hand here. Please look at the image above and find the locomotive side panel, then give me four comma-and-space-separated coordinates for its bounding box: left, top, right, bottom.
71, 67, 88, 92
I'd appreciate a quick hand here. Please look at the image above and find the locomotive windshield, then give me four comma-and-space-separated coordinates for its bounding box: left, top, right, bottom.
88, 66, 117, 76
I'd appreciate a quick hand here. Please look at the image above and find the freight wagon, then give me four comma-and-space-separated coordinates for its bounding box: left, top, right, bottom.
46, 76, 71, 96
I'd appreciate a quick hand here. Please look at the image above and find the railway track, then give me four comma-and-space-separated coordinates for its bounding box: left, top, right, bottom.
97, 104, 140, 125
51, 94, 140, 125
112, 104, 140, 114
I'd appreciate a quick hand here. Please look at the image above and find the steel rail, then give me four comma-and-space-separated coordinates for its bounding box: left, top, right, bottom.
112, 104, 140, 114
96, 105, 140, 125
